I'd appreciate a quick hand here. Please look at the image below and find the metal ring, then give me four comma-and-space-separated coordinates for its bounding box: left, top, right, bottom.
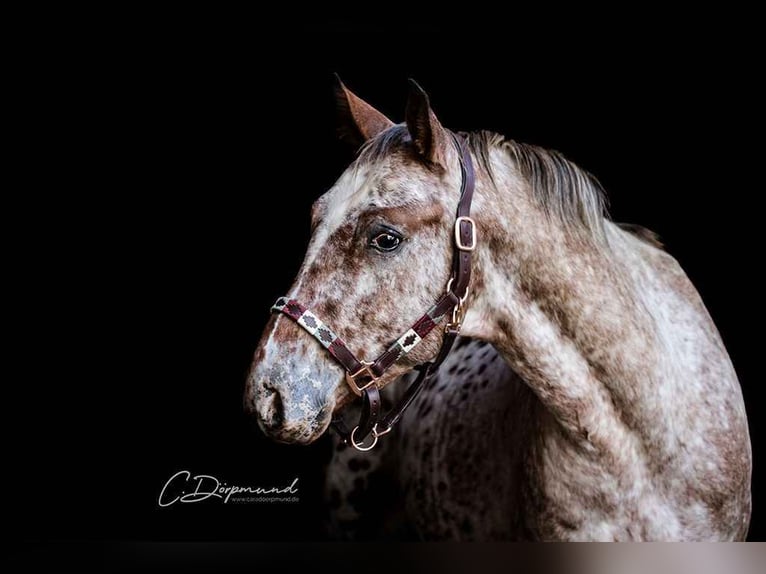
445, 277, 468, 306
350, 426, 378, 452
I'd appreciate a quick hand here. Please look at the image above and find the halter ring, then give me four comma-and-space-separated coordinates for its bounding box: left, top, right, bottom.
350, 425, 379, 452
444, 277, 468, 305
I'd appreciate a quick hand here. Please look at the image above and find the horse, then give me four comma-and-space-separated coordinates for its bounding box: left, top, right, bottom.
244, 78, 752, 541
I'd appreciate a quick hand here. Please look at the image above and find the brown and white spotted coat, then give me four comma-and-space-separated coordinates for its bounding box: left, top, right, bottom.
245, 80, 752, 541
324, 338, 528, 540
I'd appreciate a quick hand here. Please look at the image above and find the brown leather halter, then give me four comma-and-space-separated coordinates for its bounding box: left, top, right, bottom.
271, 133, 476, 451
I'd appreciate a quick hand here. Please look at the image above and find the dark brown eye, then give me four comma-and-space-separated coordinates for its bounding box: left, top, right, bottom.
370, 232, 402, 252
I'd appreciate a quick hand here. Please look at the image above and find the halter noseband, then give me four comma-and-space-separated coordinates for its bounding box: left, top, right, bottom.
271, 134, 477, 451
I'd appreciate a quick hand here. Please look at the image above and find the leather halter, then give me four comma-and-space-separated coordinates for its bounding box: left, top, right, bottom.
271, 133, 476, 451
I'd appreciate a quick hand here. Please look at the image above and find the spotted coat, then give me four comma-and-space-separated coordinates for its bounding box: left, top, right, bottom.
246, 81, 751, 540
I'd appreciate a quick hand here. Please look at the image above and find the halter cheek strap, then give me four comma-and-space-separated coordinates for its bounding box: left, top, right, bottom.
271, 133, 476, 451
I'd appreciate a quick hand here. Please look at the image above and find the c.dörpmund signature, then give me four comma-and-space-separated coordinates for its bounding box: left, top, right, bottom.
158, 470, 299, 506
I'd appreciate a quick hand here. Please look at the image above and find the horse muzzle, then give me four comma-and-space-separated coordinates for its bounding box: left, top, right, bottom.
245, 361, 336, 445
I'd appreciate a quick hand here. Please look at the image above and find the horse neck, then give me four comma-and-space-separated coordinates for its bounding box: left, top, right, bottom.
461, 152, 662, 442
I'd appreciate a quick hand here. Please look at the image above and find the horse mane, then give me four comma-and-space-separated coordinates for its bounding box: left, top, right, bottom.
615, 222, 664, 249
359, 126, 660, 248
464, 131, 609, 239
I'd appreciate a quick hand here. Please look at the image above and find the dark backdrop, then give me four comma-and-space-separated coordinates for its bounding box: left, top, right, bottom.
16, 17, 763, 547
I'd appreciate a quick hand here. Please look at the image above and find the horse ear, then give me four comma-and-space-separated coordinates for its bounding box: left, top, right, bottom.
334, 74, 394, 147
405, 79, 448, 167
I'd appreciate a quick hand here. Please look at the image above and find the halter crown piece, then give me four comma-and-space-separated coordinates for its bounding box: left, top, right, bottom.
271, 133, 477, 451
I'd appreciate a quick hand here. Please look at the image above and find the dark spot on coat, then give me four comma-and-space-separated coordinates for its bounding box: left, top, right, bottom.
322, 299, 340, 319
455, 338, 471, 349
557, 517, 579, 531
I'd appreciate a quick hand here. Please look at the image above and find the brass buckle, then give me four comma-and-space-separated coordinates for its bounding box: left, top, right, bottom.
444, 277, 467, 334
454, 216, 476, 252
345, 361, 378, 396
445, 298, 465, 333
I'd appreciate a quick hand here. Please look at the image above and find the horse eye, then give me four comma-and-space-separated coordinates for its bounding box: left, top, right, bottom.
370, 232, 402, 252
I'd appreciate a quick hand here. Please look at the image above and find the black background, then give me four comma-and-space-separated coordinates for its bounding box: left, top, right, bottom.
15, 15, 763, 549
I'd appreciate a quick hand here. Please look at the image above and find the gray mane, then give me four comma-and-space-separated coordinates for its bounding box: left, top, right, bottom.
465, 131, 609, 238
358, 126, 609, 239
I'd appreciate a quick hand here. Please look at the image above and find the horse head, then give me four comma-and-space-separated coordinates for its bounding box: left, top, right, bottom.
245, 79, 470, 444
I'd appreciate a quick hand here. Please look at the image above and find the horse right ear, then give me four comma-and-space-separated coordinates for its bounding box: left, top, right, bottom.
334, 74, 394, 147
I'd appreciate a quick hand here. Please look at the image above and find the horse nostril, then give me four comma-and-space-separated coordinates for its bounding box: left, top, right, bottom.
269, 389, 284, 427
259, 382, 284, 429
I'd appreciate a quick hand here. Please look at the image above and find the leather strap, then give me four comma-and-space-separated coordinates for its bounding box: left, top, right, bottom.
448, 133, 477, 301
270, 132, 476, 450
271, 293, 458, 392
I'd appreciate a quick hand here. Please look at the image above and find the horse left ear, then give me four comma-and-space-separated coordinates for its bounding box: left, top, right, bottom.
334, 74, 394, 147
406, 79, 449, 167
